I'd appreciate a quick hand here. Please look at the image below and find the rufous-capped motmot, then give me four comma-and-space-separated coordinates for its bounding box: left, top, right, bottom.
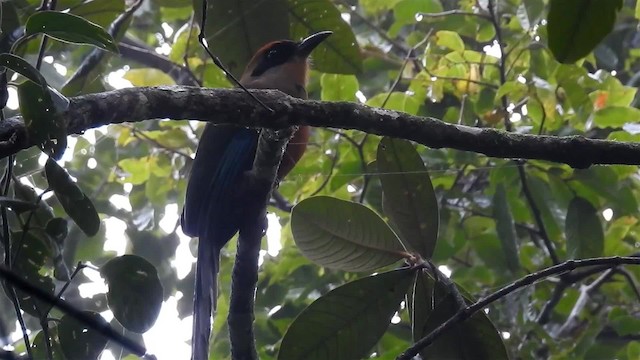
181, 31, 332, 360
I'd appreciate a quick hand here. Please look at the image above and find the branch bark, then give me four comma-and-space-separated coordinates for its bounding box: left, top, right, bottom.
4, 85, 640, 168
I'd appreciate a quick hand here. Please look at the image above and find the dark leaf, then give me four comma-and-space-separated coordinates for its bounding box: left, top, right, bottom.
288, 0, 362, 74
377, 137, 439, 259
100, 255, 163, 333
279, 268, 416, 360
492, 184, 520, 273
547, 0, 622, 63
46, 217, 68, 243
0, 196, 37, 213
291, 196, 406, 271
46, 158, 84, 200
58, 311, 109, 360
195, 0, 289, 77
0, 53, 47, 88
565, 197, 604, 259
411, 272, 509, 360
25, 11, 119, 53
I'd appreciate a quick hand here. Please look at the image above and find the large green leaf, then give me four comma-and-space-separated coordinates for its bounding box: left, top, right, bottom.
195, 0, 290, 77
45, 158, 101, 236
0, 53, 47, 88
101, 255, 163, 333
377, 137, 439, 259
565, 197, 604, 259
25, 11, 118, 53
547, 0, 622, 63
278, 268, 415, 360
291, 196, 406, 271
288, 0, 362, 74
492, 184, 520, 273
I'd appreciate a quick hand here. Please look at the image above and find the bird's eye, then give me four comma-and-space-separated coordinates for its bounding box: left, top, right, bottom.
267, 50, 277, 58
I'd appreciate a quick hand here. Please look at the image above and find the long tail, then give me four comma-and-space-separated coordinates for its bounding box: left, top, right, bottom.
192, 237, 219, 360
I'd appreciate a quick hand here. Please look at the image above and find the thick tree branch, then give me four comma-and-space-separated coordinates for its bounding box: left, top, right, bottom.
4, 86, 640, 168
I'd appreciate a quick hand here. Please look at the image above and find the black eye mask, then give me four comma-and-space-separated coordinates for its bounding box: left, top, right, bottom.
250, 41, 298, 77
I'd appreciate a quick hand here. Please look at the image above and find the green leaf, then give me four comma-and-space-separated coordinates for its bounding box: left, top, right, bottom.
366, 92, 421, 115
495, 81, 528, 103
58, 311, 108, 360
45, 159, 100, 236
288, 0, 362, 74
278, 268, 416, 360
547, 0, 622, 63
195, 0, 289, 77
118, 157, 151, 185
611, 315, 640, 336
565, 197, 604, 259
123, 68, 176, 86
0, 53, 47, 88
320, 74, 358, 101
46, 158, 84, 200
592, 106, 640, 128
25, 11, 118, 53
435, 30, 465, 52
393, 0, 443, 30
17, 81, 67, 159
101, 255, 163, 333
377, 137, 439, 259
492, 184, 520, 273
291, 196, 406, 272
58, 192, 101, 237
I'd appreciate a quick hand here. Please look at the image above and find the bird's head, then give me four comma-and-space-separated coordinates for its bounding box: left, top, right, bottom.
240, 31, 332, 93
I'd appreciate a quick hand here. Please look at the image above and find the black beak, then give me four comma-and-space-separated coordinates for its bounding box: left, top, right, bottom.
297, 31, 332, 58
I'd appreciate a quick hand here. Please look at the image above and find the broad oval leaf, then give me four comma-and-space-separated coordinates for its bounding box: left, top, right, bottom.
195, 0, 289, 77
289, 0, 362, 74
547, 0, 622, 63
58, 311, 108, 360
25, 11, 118, 53
492, 184, 520, 273
565, 197, 604, 259
279, 267, 415, 360
0, 53, 47, 88
377, 137, 439, 259
291, 196, 406, 272
100, 255, 163, 333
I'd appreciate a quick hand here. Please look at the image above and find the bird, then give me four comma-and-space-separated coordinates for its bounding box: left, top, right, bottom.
181, 31, 332, 360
